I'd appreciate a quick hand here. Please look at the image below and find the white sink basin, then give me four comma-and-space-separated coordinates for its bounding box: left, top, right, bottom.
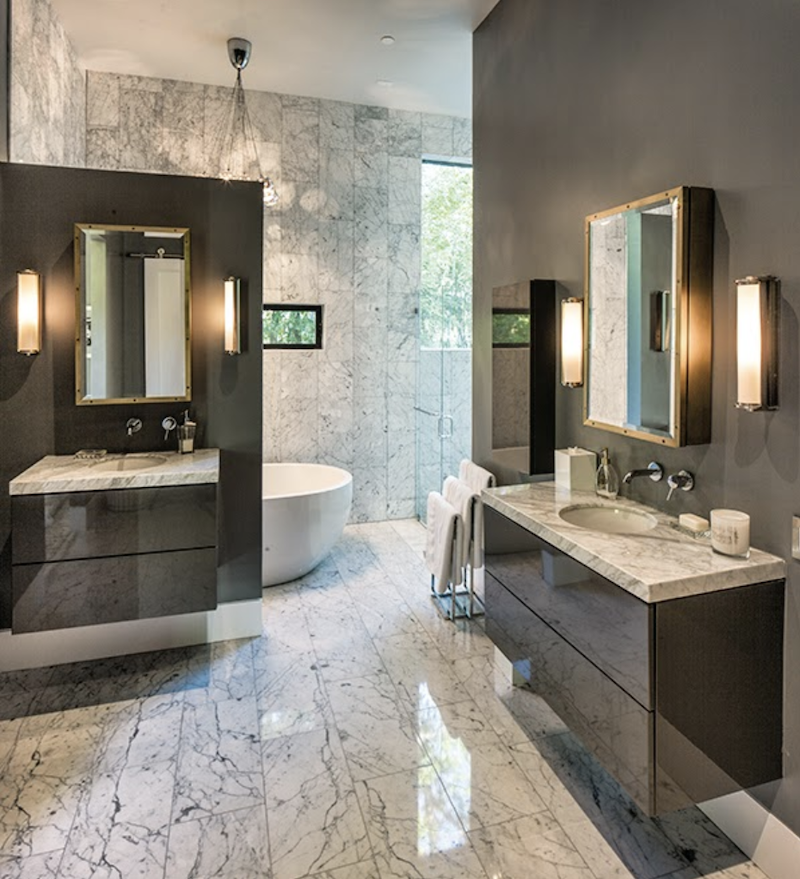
559, 504, 658, 534
90, 455, 167, 473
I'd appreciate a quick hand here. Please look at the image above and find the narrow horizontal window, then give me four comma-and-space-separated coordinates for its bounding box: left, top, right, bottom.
263, 304, 323, 350
492, 308, 530, 348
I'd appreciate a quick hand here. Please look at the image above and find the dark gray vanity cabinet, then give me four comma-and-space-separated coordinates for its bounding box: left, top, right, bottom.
11, 484, 218, 633
484, 505, 784, 815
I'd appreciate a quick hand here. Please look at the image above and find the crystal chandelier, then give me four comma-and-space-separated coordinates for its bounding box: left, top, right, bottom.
221, 37, 279, 207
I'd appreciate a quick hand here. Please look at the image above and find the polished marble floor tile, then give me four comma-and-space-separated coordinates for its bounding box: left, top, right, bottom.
58, 759, 173, 878
357, 767, 489, 878
254, 649, 334, 740
263, 727, 371, 879
166, 805, 271, 879
469, 811, 595, 879
173, 696, 264, 823
0, 519, 771, 879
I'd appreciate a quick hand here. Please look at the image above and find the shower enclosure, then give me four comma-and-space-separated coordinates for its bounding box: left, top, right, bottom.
415, 160, 473, 521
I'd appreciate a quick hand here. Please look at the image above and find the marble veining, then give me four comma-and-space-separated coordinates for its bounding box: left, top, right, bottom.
9, 450, 220, 496
0, 520, 769, 879
484, 482, 785, 603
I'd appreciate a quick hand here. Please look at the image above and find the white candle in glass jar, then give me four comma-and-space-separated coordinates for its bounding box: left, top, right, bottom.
710, 509, 750, 557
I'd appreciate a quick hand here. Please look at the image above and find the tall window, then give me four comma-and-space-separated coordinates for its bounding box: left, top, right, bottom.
420, 161, 473, 350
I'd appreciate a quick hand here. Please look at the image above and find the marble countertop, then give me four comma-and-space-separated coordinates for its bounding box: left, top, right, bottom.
483, 482, 785, 603
9, 450, 220, 495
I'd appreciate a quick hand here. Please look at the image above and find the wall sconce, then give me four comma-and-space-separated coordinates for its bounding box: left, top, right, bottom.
17, 269, 42, 355
561, 297, 584, 387
224, 277, 241, 355
736, 275, 779, 411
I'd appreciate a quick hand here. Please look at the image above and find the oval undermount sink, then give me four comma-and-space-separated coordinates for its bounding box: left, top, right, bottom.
559, 504, 658, 534
90, 455, 167, 473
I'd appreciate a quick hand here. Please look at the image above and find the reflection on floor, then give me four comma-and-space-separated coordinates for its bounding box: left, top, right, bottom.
0, 520, 768, 879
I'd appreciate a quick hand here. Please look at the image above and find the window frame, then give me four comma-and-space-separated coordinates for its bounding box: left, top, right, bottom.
262, 303, 324, 350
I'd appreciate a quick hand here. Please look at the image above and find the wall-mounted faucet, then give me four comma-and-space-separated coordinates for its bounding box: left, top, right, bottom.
666, 470, 694, 500
126, 417, 142, 437
622, 462, 663, 484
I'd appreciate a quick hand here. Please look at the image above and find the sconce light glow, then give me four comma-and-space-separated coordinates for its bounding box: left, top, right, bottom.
561, 298, 584, 387
17, 269, 42, 355
736, 275, 779, 411
224, 276, 241, 355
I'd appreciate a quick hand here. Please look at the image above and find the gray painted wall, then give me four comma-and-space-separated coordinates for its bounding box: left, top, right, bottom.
474, 0, 800, 835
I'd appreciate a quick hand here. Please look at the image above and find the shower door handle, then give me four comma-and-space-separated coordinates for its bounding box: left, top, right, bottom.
440, 415, 453, 439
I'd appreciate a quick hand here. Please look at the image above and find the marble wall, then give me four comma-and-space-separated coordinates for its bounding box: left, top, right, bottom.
81, 71, 471, 522
9, 0, 85, 166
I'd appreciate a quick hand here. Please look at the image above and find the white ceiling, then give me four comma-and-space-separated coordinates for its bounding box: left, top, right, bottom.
50, 0, 501, 118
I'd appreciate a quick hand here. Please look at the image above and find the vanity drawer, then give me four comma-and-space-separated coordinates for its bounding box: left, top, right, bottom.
12, 547, 217, 633
12, 484, 217, 564
486, 573, 654, 813
485, 507, 653, 708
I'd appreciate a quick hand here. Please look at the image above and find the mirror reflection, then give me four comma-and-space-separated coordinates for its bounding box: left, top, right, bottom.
75, 224, 191, 405
491, 279, 556, 477
585, 191, 678, 441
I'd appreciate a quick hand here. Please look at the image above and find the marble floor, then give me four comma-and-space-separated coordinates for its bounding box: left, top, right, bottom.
0, 520, 769, 879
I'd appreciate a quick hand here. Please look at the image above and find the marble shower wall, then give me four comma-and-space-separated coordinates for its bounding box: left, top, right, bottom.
83, 71, 472, 522
9, 0, 85, 166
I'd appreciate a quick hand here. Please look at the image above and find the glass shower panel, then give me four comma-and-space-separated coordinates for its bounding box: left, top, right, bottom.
415, 161, 473, 522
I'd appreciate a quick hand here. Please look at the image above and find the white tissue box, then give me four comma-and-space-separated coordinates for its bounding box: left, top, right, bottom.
555, 448, 597, 492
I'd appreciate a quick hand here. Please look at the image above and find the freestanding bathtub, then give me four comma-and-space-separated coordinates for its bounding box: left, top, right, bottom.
262, 463, 353, 587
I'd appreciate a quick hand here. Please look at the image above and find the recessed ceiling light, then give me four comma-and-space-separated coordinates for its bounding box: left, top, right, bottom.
377, 79, 394, 88
380, 35, 395, 45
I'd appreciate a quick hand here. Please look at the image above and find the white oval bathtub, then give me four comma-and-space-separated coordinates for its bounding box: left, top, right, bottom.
262, 463, 353, 587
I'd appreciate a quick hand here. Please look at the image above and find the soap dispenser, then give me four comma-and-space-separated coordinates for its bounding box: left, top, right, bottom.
595, 448, 619, 499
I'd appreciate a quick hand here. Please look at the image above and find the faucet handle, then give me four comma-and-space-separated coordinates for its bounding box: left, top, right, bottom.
126, 417, 142, 436
162, 416, 177, 441
666, 469, 694, 501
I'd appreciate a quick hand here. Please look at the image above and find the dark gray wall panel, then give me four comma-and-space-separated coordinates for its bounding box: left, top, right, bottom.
0, 163, 263, 624
474, 0, 800, 833
0, 0, 7, 163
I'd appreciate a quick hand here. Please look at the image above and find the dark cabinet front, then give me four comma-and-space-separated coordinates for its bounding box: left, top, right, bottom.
11, 484, 218, 633
484, 505, 784, 815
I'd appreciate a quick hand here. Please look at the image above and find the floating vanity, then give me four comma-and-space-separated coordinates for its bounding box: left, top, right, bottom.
483, 482, 785, 815
9, 450, 219, 635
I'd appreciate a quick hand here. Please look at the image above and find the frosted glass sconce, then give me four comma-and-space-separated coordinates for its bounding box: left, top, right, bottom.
17, 270, 42, 355
224, 276, 241, 355
561, 297, 584, 387
736, 275, 779, 411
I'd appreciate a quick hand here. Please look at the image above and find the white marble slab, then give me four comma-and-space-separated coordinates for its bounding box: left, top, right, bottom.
9, 450, 219, 496
483, 482, 785, 603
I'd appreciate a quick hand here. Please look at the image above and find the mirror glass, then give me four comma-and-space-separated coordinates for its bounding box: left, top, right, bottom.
585, 190, 679, 442
75, 224, 191, 405
491, 279, 556, 477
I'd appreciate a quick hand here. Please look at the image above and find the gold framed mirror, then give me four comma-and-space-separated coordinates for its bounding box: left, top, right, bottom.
74, 224, 191, 405
583, 186, 714, 447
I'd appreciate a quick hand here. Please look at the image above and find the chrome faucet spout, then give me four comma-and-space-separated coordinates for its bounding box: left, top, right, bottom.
622, 462, 663, 484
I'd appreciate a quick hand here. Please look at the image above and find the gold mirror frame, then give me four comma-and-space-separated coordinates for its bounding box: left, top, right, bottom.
582, 186, 714, 448
74, 223, 192, 406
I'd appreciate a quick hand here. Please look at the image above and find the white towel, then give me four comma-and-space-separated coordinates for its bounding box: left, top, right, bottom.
425, 492, 463, 592
443, 476, 476, 569
459, 459, 497, 492
457, 460, 496, 567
